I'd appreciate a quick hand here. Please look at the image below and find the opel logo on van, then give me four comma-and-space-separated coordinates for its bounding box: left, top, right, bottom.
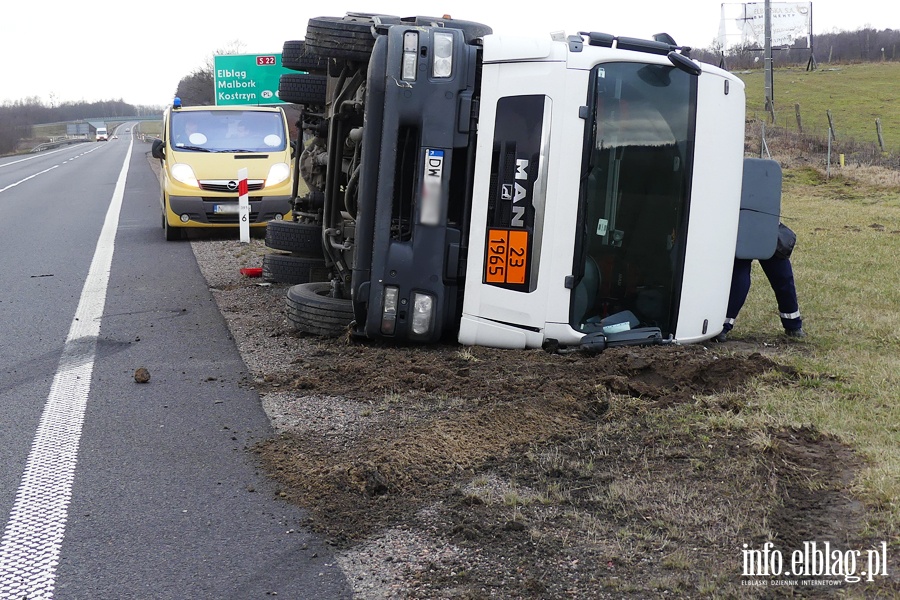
226, 180, 238, 191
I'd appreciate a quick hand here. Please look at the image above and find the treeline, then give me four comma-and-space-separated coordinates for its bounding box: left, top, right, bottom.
692, 27, 900, 70
2, 27, 898, 155
0, 98, 162, 154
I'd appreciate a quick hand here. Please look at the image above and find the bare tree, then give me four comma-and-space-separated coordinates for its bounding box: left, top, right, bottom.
175, 40, 246, 107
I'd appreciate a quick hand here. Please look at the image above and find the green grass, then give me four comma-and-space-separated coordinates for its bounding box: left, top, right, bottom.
735, 62, 900, 152
730, 166, 900, 527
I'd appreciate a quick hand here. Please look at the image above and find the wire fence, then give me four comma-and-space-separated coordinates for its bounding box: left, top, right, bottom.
749, 120, 900, 174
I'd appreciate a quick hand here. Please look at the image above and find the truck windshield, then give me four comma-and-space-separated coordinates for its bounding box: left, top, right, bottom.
170, 110, 286, 152
572, 61, 696, 337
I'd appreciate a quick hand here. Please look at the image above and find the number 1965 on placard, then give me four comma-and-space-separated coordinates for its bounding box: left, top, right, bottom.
485, 228, 528, 285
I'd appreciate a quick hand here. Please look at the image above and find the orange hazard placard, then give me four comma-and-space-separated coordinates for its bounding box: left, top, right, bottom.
485, 229, 529, 285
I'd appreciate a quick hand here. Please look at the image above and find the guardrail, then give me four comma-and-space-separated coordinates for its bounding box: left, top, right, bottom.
30, 139, 93, 153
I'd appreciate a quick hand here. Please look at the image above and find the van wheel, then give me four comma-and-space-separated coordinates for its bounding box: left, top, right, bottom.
281, 40, 328, 74
264, 220, 324, 256
164, 215, 182, 241
285, 282, 354, 337
262, 253, 329, 284
278, 73, 327, 106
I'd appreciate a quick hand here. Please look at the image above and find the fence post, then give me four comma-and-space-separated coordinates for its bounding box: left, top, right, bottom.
826, 110, 836, 140
876, 118, 885, 153
760, 122, 772, 159
794, 103, 803, 133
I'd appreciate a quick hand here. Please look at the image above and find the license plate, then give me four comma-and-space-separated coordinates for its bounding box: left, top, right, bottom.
213, 204, 240, 214
420, 149, 444, 225
485, 228, 529, 285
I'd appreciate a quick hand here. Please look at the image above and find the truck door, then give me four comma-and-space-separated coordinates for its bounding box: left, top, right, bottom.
572, 62, 696, 338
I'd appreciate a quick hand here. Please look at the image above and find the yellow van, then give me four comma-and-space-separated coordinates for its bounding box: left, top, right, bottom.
151, 101, 293, 240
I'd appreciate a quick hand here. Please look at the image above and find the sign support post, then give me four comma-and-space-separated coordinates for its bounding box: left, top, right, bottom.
238, 168, 250, 243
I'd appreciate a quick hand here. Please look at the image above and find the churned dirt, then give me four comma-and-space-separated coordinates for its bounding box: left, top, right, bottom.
249, 337, 879, 599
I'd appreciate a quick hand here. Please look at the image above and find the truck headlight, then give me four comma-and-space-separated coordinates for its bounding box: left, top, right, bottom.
265, 162, 291, 187
432, 32, 453, 78
411, 293, 435, 336
381, 286, 400, 335
402, 32, 419, 81
171, 163, 199, 187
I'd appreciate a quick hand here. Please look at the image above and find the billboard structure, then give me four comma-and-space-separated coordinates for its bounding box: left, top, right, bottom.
718, 2, 813, 49
718, 1, 816, 112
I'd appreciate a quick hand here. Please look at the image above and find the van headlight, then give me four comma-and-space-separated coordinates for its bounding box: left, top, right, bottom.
432, 32, 454, 78
171, 163, 199, 187
411, 293, 435, 336
266, 162, 291, 187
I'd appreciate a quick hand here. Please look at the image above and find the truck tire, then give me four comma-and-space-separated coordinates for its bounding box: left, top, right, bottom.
264, 220, 324, 257
285, 282, 354, 337
304, 16, 384, 62
281, 40, 327, 74
278, 73, 327, 106
262, 253, 330, 284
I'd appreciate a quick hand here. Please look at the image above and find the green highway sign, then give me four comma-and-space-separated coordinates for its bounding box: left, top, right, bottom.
213, 54, 292, 106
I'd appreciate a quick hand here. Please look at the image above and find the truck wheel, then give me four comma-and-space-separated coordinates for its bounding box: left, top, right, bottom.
264, 220, 324, 257
285, 282, 355, 337
304, 16, 384, 62
281, 40, 328, 74
278, 73, 327, 106
262, 253, 329, 284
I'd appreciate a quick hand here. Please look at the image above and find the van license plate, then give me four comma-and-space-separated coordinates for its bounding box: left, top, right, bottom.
213, 204, 240, 214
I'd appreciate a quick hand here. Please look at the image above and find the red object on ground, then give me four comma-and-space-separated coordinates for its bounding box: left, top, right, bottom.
240, 267, 263, 277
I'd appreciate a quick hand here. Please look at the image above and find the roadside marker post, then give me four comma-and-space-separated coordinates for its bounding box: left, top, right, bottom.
238, 168, 250, 243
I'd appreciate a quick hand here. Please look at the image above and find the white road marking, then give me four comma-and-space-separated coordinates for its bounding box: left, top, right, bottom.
0, 147, 71, 168
0, 145, 104, 195
0, 138, 133, 600
0, 166, 58, 193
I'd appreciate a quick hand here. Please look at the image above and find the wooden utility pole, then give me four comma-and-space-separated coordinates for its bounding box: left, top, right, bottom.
764, 0, 775, 121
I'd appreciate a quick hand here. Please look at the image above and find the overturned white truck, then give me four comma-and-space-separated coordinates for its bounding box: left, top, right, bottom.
274, 14, 778, 350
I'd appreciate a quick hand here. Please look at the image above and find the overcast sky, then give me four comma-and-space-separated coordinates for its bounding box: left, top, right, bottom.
2, 0, 895, 107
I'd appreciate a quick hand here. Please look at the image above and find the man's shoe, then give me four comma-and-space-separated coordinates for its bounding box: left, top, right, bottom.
714, 330, 728, 343
785, 328, 806, 338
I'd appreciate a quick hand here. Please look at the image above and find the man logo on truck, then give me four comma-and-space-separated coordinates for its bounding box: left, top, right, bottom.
511, 158, 529, 227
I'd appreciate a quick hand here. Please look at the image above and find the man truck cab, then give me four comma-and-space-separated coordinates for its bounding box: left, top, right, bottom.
95, 127, 108, 141
284, 16, 755, 350
151, 99, 293, 240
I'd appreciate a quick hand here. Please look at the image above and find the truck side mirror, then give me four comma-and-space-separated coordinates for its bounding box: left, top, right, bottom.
151, 138, 165, 160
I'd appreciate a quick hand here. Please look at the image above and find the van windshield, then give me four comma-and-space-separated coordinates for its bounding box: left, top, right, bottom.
170, 110, 286, 152
572, 61, 696, 337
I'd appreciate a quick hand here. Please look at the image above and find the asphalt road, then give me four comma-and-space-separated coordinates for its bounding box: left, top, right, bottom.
0, 130, 349, 599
